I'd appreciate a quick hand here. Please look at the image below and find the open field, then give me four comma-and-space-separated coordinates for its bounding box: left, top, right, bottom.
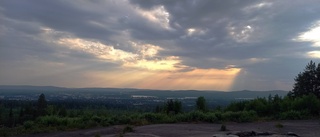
16, 120, 320, 137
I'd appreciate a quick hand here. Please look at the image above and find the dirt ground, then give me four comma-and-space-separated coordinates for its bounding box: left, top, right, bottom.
17, 120, 320, 137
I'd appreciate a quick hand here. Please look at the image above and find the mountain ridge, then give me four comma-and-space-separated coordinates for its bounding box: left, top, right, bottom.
0, 85, 289, 93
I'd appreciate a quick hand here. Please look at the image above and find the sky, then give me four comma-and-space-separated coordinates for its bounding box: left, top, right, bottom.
1, 0, 320, 91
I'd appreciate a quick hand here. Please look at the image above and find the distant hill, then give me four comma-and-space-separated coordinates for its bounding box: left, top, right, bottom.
0, 85, 289, 109
0, 85, 288, 98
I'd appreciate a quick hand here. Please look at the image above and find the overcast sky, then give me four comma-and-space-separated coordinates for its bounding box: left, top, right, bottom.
1, 0, 320, 91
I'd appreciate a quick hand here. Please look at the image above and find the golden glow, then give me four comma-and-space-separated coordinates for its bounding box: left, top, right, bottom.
89, 68, 241, 91
130, 42, 162, 58
123, 56, 180, 71
56, 37, 182, 71
41, 28, 242, 91
297, 22, 320, 46
307, 51, 320, 58
57, 38, 138, 62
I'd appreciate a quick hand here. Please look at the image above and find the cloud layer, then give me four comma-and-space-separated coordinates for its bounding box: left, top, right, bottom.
1, 0, 320, 91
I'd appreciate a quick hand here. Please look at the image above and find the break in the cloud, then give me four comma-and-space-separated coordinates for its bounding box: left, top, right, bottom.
1, 0, 320, 91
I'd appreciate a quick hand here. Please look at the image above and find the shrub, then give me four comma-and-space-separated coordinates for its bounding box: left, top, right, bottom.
220, 124, 227, 131
123, 125, 134, 133
118, 115, 132, 124
239, 110, 257, 122
130, 118, 148, 126
222, 111, 239, 121
23, 121, 34, 129
144, 113, 160, 123
95, 133, 101, 137
215, 111, 223, 121
188, 111, 206, 121
279, 110, 302, 120
86, 120, 98, 128
221, 111, 257, 122
36, 115, 59, 126
204, 113, 218, 123
92, 115, 102, 123
100, 118, 111, 127
275, 123, 283, 128
173, 113, 188, 122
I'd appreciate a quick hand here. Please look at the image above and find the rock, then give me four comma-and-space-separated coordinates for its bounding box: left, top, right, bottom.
256, 132, 275, 136
215, 131, 298, 137
212, 134, 239, 137
286, 132, 299, 136
234, 131, 256, 137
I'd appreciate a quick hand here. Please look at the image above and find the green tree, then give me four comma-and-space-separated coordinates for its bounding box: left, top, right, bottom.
196, 96, 207, 112
292, 94, 320, 116
292, 60, 320, 98
165, 99, 174, 114
154, 105, 162, 113
58, 106, 67, 117
37, 93, 47, 116
7, 107, 14, 127
165, 99, 182, 114
0, 102, 3, 126
18, 107, 25, 124
173, 100, 182, 114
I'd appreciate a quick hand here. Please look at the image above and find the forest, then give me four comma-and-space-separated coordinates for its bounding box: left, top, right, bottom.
0, 61, 320, 136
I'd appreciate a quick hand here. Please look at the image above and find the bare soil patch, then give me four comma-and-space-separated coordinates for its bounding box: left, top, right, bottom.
17, 120, 320, 137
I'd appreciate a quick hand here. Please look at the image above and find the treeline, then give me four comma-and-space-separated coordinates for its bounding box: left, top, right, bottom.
1, 94, 319, 136
226, 94, 320, 119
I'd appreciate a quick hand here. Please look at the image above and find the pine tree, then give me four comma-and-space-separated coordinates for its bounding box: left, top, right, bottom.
0, 101, 2, 126
173, 100, 182, 114
37, 93, 47, 116
165, 100, 182, 114
18, 107, 24, 124
292, 60, 320, 98
8, 107, 14, 127
165, 99, 174, 114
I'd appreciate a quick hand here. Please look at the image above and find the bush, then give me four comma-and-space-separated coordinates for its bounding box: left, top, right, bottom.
275, 123, 283, 128
144, 113, 161, 123
86, 120, 98, 128
23, 121, 34, 129
215, 111, 223, 121
239, 110, 257, 122
123, 125, 134, 133
204, 113, 218, 123
36, 115, 59, 126
173, 113, 188, 122
92, 115, 102, 123
188, 111, 206, 121
280, 110, 302, 120
220, 124, 227, 131
221, 111, 257, 122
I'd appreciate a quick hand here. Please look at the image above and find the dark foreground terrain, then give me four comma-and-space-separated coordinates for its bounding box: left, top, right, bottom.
17, 120, 320, 137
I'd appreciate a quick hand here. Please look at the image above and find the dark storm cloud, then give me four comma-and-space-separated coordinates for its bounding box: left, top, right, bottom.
0, 1, 120, 84
0, 0, 118, 41
129, 0, 320, 68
